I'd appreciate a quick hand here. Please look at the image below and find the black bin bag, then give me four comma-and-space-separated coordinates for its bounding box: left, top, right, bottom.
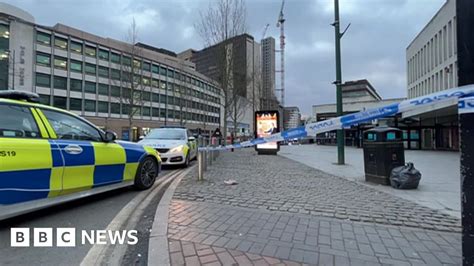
390, 162, 421, 189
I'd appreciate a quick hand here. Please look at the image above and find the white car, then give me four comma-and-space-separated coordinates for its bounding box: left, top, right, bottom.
139, 127, 198, 167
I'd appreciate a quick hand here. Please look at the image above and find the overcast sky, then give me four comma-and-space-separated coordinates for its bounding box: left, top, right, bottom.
6, 0, 445, 116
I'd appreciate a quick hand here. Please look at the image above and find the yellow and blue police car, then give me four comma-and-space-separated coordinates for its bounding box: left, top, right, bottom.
138, 127, 197, 167
0, 91, 161, 220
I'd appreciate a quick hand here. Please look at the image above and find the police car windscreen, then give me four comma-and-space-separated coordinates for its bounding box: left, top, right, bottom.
145, 129, 186, 140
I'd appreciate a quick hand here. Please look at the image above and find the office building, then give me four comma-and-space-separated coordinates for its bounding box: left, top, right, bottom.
179, 33, 262, 134
261, 37, 278, 110
406, 0, 458, 99
0, 3, 223, 141
405, 0, 474, 150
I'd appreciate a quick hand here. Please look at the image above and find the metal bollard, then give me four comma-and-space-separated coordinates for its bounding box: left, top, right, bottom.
197, 150, 203, 181
209, 149, 213, 166
203, 149, 207, 172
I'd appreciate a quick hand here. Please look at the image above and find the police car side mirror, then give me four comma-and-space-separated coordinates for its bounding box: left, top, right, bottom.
104, 130, 117, 142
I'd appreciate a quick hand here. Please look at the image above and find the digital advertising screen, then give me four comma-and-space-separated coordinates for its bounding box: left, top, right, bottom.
255, 110, 280, 152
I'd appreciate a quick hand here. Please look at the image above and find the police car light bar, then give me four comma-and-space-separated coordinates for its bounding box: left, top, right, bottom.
0, 90, 40, 103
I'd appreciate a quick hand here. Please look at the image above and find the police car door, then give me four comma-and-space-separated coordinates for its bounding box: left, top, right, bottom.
38, 109, 125, 194
0, 103, 61, 204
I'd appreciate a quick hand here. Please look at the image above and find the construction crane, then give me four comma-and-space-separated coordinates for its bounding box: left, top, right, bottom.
276, 0, 285, 107
261, 23, 270, 40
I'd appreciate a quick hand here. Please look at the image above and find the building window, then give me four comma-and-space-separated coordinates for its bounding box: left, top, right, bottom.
98, 66, 109, 78
121, 104, 129, 115
143, 77, 150, 86
143, 91, 151, 101
152, 79, 159, 88
152, 64, 159, 74
54, 57, 67, 70
85, 63, 96, 75
143, 62, 151, 72
111, 86, 121, 97
111, 52, 120, 64
122, 56, 131, 66
53, 96, 67, 109
142, 107, 151, 116
98, 83, 109, 95
69, 98, 82, 111
54, 36, 68, 49
35, 73, 51, 87
70, 41, 82, 53
84, 81, 96, 94
111, 69, 120, 80
36, 52, 51, 66
70, 79, 82, 92
133, 59, 141, 69
36, 31, 51, 45
98, 101, 108, 113
152, 107, 159, 117
70, 60, 82, 72
53, 76, 67, 90
159, 66, 167, 76
152, 93, 159, 102
111, 103, 120, 114
85, 100, 96, 112
98, 49, 109, 60
39, 94, 50, 105
85, 45, 96, 57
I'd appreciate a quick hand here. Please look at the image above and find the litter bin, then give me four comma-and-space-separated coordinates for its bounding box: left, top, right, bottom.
363, 127, 405, 185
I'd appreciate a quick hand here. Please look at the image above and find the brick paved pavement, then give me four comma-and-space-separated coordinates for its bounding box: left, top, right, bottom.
174, 149, 460, 232
168, 149, 462, 265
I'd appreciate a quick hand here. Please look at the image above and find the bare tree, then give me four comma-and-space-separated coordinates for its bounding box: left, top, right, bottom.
112, 19, 145, 141
195, 0, 247, 144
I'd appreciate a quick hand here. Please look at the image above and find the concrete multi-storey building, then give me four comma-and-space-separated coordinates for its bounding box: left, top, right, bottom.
261, 37, 278, 110
179, 33, 262, 135
406, 0, 458, 99
404, 0, 473, 150
0, 3, 223, 141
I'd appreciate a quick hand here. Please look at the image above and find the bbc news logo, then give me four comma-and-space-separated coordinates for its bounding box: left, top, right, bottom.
11, 228, 138, 247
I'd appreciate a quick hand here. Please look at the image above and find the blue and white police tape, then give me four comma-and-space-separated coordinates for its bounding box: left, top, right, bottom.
199, 84, 474, 152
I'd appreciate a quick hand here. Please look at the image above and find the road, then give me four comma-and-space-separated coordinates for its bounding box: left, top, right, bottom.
0, 164, 191, 265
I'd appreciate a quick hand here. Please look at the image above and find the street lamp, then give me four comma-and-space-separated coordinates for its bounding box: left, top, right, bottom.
332, 0, 350, 165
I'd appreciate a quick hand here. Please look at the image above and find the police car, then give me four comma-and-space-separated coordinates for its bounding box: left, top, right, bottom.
0, 91, 161, 220
138, 127, 197, 167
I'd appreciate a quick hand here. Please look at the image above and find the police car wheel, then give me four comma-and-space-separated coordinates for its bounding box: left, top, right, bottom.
134, 157, 158, 190
183, 154, 190, 168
